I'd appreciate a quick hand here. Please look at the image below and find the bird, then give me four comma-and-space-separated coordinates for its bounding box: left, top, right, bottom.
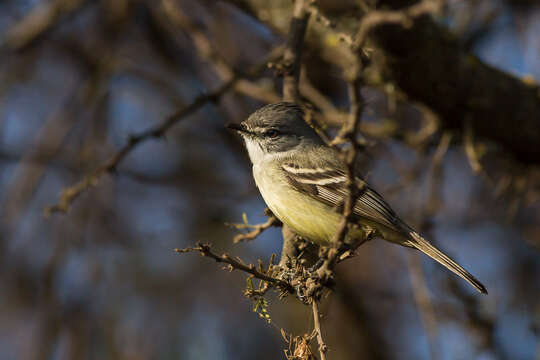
227, 102, 487, 294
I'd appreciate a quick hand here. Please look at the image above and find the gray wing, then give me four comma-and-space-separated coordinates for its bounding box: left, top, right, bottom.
282, 162, 489, 294
281, 162, 402, 232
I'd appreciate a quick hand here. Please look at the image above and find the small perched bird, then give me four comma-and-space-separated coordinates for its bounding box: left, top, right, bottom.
228, 102, 487, 294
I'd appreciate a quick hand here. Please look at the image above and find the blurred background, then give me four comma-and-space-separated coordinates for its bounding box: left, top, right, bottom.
0, 0, 539, 359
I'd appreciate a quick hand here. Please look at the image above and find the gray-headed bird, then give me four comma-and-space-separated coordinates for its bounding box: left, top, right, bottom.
228, 102, 487, 294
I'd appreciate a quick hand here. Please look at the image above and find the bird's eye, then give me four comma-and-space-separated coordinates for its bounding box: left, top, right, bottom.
264, 129, 279, 138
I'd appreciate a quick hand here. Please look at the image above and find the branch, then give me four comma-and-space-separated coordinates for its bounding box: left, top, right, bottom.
282, 0, 311, 102
278, 0, 311, 267
230, 214, 281, 243
312, 300, 328, 360
43, 80, 232, 215
276, 0, 318, 287
312, 58, 368, 286
175, 243, 293, 293
353, 0, 443, 50
44, 49, 277, 215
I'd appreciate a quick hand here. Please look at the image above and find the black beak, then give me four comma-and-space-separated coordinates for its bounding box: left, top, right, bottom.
226, 123, 248, 134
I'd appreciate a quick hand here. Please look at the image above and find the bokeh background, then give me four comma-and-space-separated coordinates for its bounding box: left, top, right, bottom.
0, 0, 539, 359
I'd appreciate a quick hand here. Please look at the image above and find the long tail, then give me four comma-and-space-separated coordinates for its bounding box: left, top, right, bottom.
406, 231, 487, 294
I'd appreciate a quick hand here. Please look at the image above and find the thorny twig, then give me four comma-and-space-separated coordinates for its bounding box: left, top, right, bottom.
230, 213, 282, 243
175, 243, 293, 294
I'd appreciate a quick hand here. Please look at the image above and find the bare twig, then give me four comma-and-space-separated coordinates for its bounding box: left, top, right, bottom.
175, 243, 293, 293
307, 0, 443, 53
44, 50, 278, 215
230, 215, 281, 243
353, 0, 444, 50
44, 80, 232, 215
282, 0, 311, 102
313, 63, 366, 285
312, 300, 328, 360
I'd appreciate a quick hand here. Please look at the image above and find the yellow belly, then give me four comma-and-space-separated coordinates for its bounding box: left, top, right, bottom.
253, 163, 360, 245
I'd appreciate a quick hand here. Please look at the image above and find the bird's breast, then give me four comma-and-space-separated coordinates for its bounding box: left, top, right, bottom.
252, 163, 343, 245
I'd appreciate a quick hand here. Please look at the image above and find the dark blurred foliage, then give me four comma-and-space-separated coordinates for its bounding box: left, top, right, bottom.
0, 1, 539, 359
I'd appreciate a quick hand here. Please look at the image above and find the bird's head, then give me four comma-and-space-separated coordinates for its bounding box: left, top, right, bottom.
227, 102, 322, 164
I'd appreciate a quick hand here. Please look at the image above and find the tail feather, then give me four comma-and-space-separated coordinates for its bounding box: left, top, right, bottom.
407, 231, 487, 294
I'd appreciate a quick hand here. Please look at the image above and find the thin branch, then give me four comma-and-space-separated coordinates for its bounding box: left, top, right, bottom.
175, 243, 293, 292
353, 0, 444, 50
312, 300, 328, 360
314, 63, 366, 283
230, 214, 281, 243
308, 0, 443, 52
44, 48, 279, 215
282, 0, 311, 102
276, 0, 319, 294
44, 80, 233, 215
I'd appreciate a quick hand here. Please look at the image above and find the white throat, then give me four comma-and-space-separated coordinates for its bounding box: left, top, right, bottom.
244, 138, 266, 165
244, 137, 298, 166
